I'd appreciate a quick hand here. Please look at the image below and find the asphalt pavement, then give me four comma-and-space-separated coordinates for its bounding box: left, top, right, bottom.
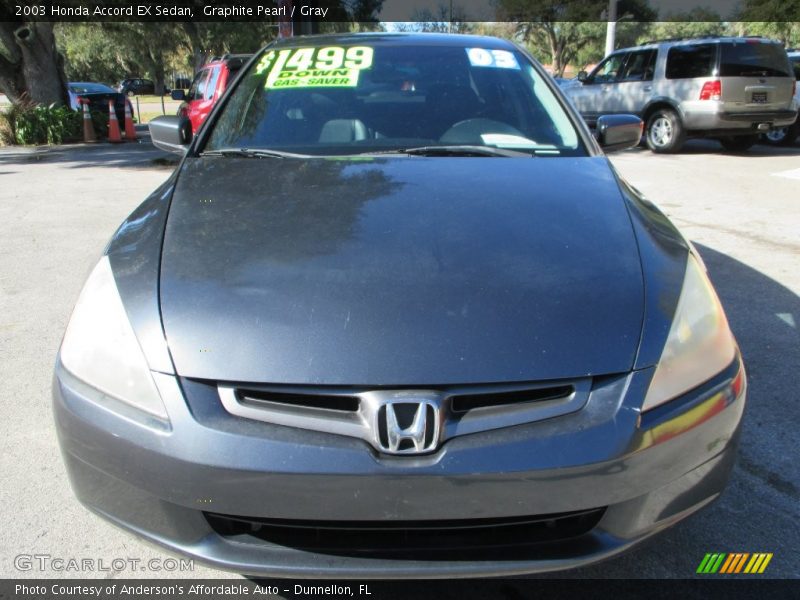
0, 138, 797, 582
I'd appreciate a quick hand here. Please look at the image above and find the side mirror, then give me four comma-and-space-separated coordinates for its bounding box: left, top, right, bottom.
596, 114, 642, 153
171, 89, 186, 101
576, 71, 588, 82
149, 115, 192, 154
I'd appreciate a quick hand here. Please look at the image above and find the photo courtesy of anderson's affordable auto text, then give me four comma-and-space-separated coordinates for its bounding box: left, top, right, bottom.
1, 0, 798, 598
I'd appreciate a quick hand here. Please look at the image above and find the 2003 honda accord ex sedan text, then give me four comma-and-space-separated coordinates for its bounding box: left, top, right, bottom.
54, 33, 747, 578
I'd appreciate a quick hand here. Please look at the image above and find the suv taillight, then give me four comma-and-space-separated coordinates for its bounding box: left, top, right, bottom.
699, 80, 721, 101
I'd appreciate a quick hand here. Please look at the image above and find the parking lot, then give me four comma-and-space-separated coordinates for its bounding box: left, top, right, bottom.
0, 138, 798, 582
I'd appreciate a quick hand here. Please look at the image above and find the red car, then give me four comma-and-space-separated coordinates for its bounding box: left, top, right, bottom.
173, 54, 252, 132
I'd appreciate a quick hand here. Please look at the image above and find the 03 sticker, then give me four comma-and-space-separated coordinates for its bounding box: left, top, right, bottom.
466, 48, 519, 69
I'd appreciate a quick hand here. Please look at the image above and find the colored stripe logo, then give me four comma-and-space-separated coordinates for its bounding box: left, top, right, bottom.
697, 553, 773, 574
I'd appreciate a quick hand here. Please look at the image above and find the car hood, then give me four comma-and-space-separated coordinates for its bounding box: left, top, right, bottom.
160, 156, 643, 385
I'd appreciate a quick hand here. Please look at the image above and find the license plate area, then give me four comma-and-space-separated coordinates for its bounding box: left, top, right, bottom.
751, 91, 768, 104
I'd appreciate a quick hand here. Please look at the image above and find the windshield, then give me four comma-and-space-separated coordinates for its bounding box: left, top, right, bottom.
204, 40, 584, 157
69, 83, 117, 94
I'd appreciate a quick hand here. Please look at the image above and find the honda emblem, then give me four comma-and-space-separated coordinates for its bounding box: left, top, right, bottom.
376, 400, 439, 455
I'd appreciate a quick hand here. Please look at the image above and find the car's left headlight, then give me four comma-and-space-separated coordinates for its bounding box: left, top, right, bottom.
642, 254, 737, 412
59, 256, 169, 421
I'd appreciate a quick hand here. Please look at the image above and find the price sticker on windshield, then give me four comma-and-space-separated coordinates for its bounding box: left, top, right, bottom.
256, 46, 375, 89
466, 48, 519, 69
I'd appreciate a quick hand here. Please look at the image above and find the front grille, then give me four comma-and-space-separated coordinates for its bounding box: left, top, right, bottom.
217, 378, 589, 453
205, 508, 605, 559
231, 382, 575, 416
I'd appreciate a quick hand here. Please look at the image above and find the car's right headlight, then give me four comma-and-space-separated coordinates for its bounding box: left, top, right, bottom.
59, 256, 169, 421
642, 254, 737, 412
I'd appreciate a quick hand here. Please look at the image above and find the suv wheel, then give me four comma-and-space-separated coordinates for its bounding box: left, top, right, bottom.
762, 123, 799, 146
720, 135, 758, 152
645, 109, 685, 153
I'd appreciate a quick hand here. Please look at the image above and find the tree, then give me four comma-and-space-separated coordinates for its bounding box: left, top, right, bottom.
733, 22, 800, 47
104, 24, 181, 95
56, 24, 127, 84
179, 22, 279, 74
739, 0, 800, 23
0, 19, 68, 106
392, 3, 473, 34
497, 0, 656, 76
735, 0, 800, 46
61, 22, 204, 93
641, 9, 728, 43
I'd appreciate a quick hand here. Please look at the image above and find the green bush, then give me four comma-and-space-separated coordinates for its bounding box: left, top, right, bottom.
90, 109, 109, 138
0, 109, 13, 146
8, 103, 82, 145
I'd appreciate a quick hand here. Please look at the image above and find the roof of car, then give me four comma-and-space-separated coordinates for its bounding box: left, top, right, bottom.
205, 53, 253, 63
69, 82, 114, 88
270, 32, 516, 50
615, 36, 784, 55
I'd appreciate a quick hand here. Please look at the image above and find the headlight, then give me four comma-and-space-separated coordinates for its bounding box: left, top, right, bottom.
642, 254, 737, 412
59, 256, 169, 420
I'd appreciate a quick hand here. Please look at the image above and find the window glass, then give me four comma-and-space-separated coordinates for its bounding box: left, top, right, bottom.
666, 44, 716, 79
204, 67, 221, 100
590, 54, 627, 83
205, 43, 585, 157
792, 58, 800, 80
620, 49, 656, 81
69, 83, 117, 94
188, 70, 210, 101
720, 42, 791, 77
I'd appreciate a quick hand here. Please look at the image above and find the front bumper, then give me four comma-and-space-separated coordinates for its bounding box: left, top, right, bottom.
53, 356, 746, 578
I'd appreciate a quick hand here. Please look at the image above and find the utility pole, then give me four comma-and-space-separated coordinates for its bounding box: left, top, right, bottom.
604, 0, 618, 57
277, 0, 292, 38
448, 0, 453, 34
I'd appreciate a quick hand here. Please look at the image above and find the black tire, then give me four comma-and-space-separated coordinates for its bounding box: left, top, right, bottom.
645, 108, 685, 153
784, 123, 799, 146
719, 135, 759, 152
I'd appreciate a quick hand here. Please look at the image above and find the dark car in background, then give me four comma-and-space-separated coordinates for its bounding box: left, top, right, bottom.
172, 54, 252, 132
118, 78, 156, 96
56, 33, 746, 578
67, 82, 130, 123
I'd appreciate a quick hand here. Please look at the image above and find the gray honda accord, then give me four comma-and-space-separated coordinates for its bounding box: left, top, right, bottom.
54, 33, 746, 578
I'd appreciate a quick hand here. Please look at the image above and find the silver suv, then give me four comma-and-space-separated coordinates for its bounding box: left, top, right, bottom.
565, 37, 798, 153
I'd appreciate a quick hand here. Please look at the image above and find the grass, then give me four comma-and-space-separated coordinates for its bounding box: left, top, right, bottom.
129, 94, 177, 104
135, 111, 171, 124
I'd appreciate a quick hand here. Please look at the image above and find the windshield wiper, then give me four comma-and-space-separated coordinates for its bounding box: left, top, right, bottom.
200, 148, 309, 159
367, 145, 535, 158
